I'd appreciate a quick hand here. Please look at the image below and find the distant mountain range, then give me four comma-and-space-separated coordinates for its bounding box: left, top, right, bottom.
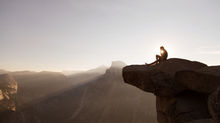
0, 61, 157, 123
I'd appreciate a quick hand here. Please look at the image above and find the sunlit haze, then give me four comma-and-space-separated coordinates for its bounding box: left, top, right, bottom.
1, 0, 220, 72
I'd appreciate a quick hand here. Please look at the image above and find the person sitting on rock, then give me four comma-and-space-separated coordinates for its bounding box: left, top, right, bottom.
146, 46, 168, 66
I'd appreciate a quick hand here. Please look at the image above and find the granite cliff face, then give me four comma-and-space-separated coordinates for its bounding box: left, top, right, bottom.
0, 74, 17, 114
123, 58, 220, 123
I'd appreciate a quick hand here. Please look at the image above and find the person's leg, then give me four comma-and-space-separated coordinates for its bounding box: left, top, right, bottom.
147, 60, 157, 66
155, 55, 158, 64
156, 55, 160, 60
156, 55, 162, 64
146, 55, 160, 66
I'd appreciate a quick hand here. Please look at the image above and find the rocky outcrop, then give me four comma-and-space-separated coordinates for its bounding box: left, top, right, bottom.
123, 58, 207, 97
0, 74, 17, 114
123, 58, 220, 123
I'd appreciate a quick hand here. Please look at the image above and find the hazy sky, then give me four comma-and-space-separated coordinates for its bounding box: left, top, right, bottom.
1, 0, 220, 71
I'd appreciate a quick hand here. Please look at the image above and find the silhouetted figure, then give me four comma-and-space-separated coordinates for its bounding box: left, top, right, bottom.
146, 46, 168, 66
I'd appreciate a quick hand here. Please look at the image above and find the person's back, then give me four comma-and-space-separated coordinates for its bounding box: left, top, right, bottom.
160, 46, 168, 61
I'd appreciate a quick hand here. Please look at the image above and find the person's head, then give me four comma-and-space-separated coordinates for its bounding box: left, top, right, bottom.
160, 46, 165, 55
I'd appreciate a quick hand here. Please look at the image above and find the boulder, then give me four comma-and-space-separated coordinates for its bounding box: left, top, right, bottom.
149, 58, 207, 76
175, 66, 220, 94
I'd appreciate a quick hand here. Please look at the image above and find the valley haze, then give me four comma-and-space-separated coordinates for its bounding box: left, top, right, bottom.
1, 0, 220, 123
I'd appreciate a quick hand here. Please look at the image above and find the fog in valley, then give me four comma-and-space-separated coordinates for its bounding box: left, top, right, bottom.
0, 61, 157, 123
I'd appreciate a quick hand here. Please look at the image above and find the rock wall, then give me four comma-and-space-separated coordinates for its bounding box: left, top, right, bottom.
123, 58, 220, 123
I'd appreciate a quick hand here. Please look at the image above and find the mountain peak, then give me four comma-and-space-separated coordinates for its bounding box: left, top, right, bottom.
110, 61, 126, 69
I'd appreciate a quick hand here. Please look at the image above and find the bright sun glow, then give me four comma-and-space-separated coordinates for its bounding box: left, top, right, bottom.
149, 40, 177, 59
